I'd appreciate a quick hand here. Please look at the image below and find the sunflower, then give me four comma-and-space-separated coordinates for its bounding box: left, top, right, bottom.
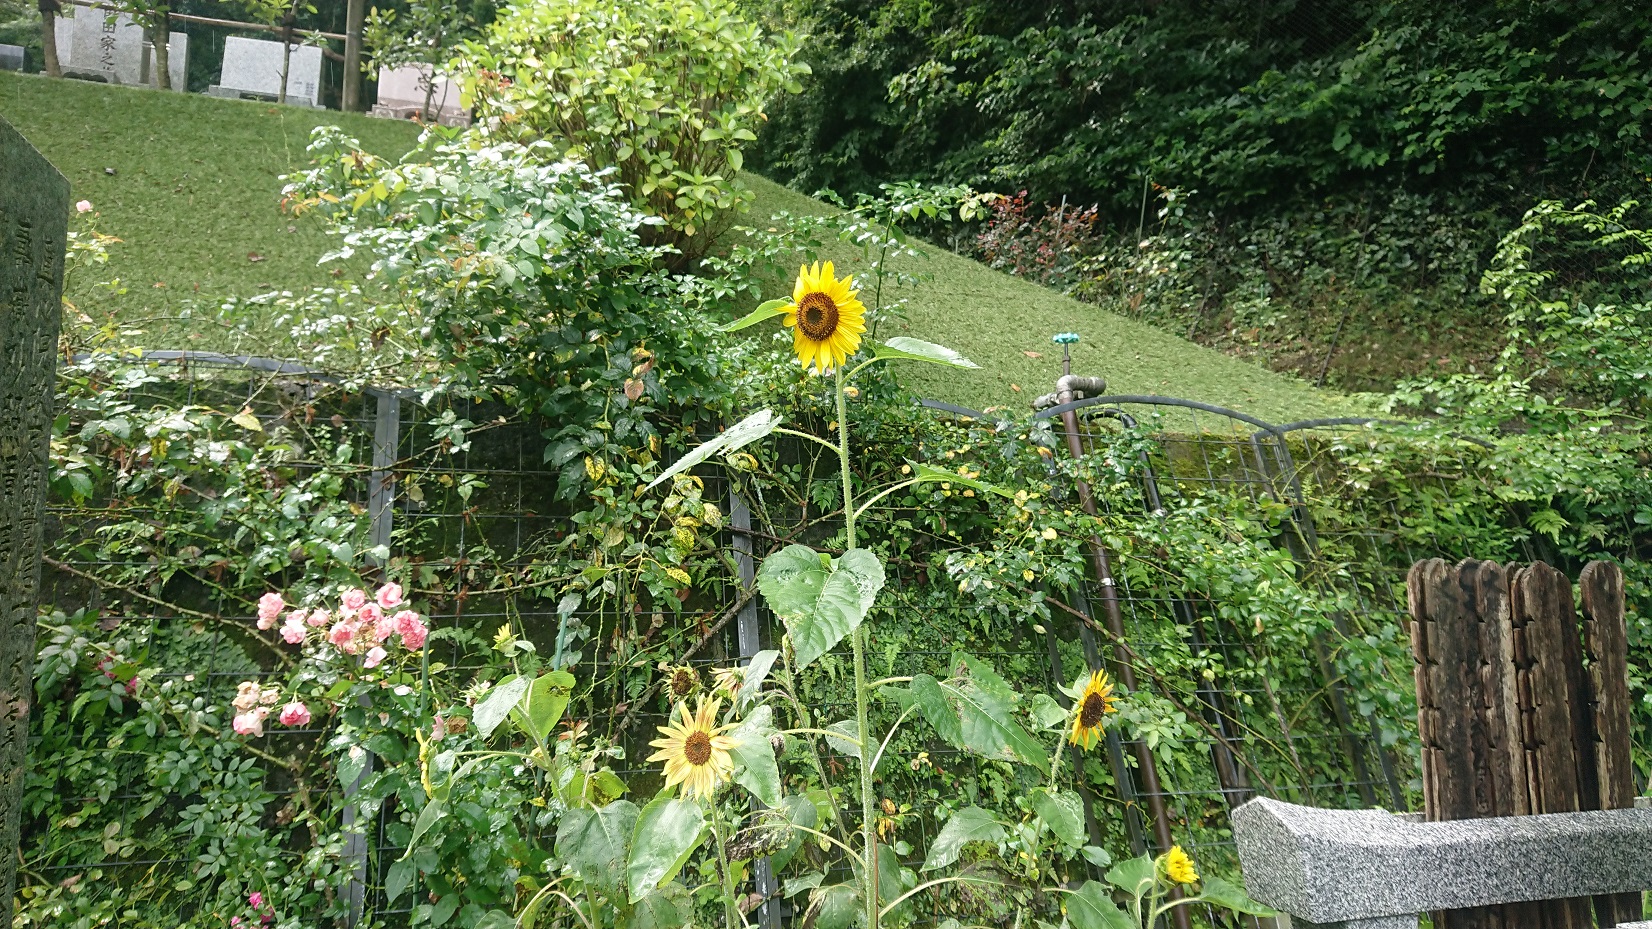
666, 664, 700, 699
784, 261, 867, 374
648, 698, 738, 801
1068, 669, 1117, 749
1161, 845, 1199, 885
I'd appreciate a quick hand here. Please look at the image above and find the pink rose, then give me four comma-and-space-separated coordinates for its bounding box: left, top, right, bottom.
76, 200, 92, 213
328, 621, 359, 652
256, 592, 284, 622
398, 616, 428, 651
340, 588, 367, 613
232, 681, 261, 711
286, 609, 308, 626
255, 613, 277, 631
376, 582, 403, 609
306, 608, 330, 628
363, 646, 388, 669
358, 603, 383, 624
278, 701, 311, 727
374, 619, 396, 642
280, 621, 306, 645
232, 709, 267, 737
247, 891, 264, 908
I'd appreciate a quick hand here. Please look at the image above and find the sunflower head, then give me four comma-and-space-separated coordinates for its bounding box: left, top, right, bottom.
784, 261, 867, 375
1069, 669, 1117, 750
667, 664, 700, 699
710, 665, 744, 698
1160, 845, 1199, 885
647, 698, 738, 801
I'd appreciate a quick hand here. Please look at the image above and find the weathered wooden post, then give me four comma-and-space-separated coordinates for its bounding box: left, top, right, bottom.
0, 116, 68, 925
1408, 558, 1642, 929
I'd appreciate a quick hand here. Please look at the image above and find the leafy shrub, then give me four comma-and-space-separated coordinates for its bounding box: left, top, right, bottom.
285, 127, 734, 499
462, 0, 808, 265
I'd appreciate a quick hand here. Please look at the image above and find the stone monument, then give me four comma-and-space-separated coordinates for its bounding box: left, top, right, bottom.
208, 37, 324, 108
0, 116, 68, 928
0, 45, 23, 73
370, 64, 470, 126
53, 2, 186, 89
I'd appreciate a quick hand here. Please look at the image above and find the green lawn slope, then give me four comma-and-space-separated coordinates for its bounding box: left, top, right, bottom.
2, 70, 1349, 421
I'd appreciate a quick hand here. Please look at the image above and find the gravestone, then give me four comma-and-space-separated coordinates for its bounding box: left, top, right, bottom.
0, 116, 68, 928
207, 37, 323, 108
370, 64, 470, 126
0, 45, 23, 72
1233, 798, 1652, 929
52, 3, 186, 89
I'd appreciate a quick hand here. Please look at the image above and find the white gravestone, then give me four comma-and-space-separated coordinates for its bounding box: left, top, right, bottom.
208, 37, 323, 108
53, 3, 184, 89
0, 45, 23, 72
370, 64, 470, 127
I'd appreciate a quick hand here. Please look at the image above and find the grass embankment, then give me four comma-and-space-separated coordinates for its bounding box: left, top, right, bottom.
1, 70, 1350, 421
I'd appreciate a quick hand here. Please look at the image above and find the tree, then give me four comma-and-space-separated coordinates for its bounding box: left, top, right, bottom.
363, 0, 495, 119
36, 0, 60, 77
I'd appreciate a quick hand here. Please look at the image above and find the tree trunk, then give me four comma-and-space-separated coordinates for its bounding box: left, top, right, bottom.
37, 0, 61, 77
341, 0, 365, 111
0, 117, 70, 929
149, 6, 170, 90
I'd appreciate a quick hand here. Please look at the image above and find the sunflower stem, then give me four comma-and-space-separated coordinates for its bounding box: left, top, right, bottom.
709, 800, 740, 929
835, 365, 879, 929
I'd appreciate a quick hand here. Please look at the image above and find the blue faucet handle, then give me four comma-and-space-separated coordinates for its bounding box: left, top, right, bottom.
1052, 332, 1080, 345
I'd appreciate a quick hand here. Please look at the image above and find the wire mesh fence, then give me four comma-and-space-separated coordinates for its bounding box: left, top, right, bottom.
31, 350, 1575, 927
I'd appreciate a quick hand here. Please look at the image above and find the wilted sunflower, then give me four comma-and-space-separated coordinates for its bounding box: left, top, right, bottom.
666, 664, 700, 699
648, 698, 738, 801
710, 665, 744, 698
1069, 669, 1117, 749
1161, 845, 1199, 885
784, 261, 867, 374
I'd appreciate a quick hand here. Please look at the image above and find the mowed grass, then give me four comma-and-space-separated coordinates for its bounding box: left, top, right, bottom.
1, 70, 1350, 421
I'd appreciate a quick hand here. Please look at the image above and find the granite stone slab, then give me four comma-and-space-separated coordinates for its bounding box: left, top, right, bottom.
1233, 797, 1652, 924
371, 64, 468, 124
214, 37, 322, 107
53, 3, 184, 88
0, 45, 23, 71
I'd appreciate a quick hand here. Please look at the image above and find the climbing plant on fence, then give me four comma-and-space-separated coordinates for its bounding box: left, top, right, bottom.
23, 344, 1649, 928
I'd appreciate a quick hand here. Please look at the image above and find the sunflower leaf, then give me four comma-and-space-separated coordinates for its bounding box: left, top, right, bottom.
874, 337, 979, 368
647, 409, 780, 489
921, 806, 1005, 872
628, 797, 705, 902
757, 545, 885, 670
1067, 880, 1135, 929
906, 461, 1014, 498
728, 705, 782, 806
1031, 787, 1087, 848
556, 800, 638, 899
721, 298, 792, 332
1197, 876, 1276, 916
911, 655, 1047, 770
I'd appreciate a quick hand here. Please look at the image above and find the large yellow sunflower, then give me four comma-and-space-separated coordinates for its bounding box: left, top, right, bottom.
1068, 669, 1117, 749
648, 697, 738, 801
784, 261, 867, 374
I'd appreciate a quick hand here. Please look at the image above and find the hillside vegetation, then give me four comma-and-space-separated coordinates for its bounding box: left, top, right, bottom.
0, 70, 1347, 420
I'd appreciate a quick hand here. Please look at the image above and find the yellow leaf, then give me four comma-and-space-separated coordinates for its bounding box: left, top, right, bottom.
231, 407, 263, 432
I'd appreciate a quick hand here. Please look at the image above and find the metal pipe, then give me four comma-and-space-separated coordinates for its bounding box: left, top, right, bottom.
1052, 379, 1188, 929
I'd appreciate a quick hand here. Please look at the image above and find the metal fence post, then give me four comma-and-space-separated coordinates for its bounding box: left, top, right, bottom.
344, 387, 400, 927
730, 488, 782, 929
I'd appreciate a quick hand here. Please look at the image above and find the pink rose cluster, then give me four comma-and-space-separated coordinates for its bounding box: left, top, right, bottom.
254, 583, 428, 664
231, 682, 310, 737
233, 583, 429, 739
